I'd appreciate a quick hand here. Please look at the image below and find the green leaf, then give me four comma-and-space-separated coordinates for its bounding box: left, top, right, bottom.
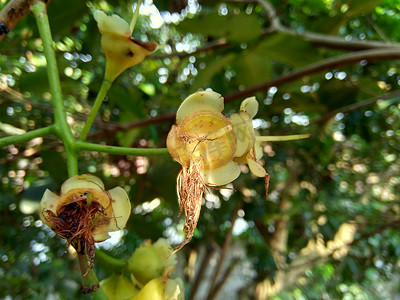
347, 0, 383, 18
47, 0, 88, 36
233, 48, 273, 87
190, 53, 236, 92
177, 13, 262, 43
253, 33, 321, 67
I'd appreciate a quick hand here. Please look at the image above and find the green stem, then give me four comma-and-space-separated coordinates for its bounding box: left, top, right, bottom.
77, 253, 108, 300
95, 250, 127, 271
76, 141, 169, 156
80, 80, 112, 141
256, 134, 310, 142
130, 0, 143, 34
0, 125, 55, 148
31, 2, 78, 177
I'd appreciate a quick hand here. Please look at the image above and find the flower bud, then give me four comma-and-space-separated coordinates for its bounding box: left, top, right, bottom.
127, 238, 176, 286
100, 273, 138, 300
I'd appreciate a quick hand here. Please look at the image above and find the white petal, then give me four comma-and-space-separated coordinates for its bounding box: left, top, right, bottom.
107, 186, 131, 230
39, 189, 60, 217
240, 97, 258, 118
61, 174, 105, 195
247, 157, 267, 177
176, 91, 224, 124
201, 161, 241, 186
94, 10, 131, 36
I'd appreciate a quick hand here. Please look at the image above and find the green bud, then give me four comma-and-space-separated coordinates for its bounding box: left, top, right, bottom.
127, 238, 176, 285
100, 273, 138, 300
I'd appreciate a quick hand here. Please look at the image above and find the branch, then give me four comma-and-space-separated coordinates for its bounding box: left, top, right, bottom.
207, 202, 242, 298
312, 89, 400, 124
257, 0, 400, 51
0, 0, 51, 42
208, 259, 239, 300
224, 48, 400, 103
188, 245, 215, 300
149, 38, 230, 60
89, 48, 400, 135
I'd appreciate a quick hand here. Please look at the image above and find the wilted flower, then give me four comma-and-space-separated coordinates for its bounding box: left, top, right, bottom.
40, 174, 131, 268
167, 91, 309, 249
94, 10, 157, 82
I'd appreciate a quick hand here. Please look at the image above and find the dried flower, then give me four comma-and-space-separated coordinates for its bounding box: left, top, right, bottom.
39, 174, 131, 268
94, 10, 157, 82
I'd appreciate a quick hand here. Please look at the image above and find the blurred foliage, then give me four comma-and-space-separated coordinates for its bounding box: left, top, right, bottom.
1, 0, 400, 299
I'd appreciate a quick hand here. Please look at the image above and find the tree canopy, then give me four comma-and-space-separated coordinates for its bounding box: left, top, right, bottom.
1, 0, 400, 299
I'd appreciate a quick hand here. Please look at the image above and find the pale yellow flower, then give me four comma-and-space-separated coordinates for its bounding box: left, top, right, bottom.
40, 174, 131, 266
167, 91, 308, 249
94, 10, 157, 82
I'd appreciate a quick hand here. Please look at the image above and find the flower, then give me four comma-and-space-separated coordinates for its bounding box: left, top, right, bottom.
40, 174, 131, 267
167, 91, 309, 249
166, 91, 270, 250
94, 10, 157, 82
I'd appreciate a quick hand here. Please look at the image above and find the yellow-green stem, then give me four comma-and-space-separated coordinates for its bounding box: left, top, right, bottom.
130, 0, 143, 34
0, 125, 55, 148
80, 80, 112, 141
31, 2, 78, 177
256, 134, 310, 142
77, 253, 108, 300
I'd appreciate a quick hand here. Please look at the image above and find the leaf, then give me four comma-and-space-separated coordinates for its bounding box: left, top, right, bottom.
254, 33, 321, 67
233, 48, 273, 87
47, 0, 88, 36
177, 13, 262, 43
190, 53, 236, 92
347, 0, 383, 18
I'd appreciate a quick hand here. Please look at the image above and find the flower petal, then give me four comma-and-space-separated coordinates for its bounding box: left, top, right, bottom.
39, 189, 60, 221
107, 186, 131, 230
61, 174, 105, 195
176, 91, 224, 124
93, 231, 110, 242
200, 161, 241, 186
230, 112, 253, 157
94, 10, 131, 36
240, 96, 258, 118
247, 157, 267, 177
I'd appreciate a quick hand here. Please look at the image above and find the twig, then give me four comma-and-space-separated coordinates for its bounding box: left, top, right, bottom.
188, 244, 215, 300
224, 48, 400, 103
208, 259, 239, 300
207, 202, 242, 298
87, 48, 400, 136
257, 0, 400, 51
0, 0, 51, 42
312, 89, 400, 124
149, 38, 230, 60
